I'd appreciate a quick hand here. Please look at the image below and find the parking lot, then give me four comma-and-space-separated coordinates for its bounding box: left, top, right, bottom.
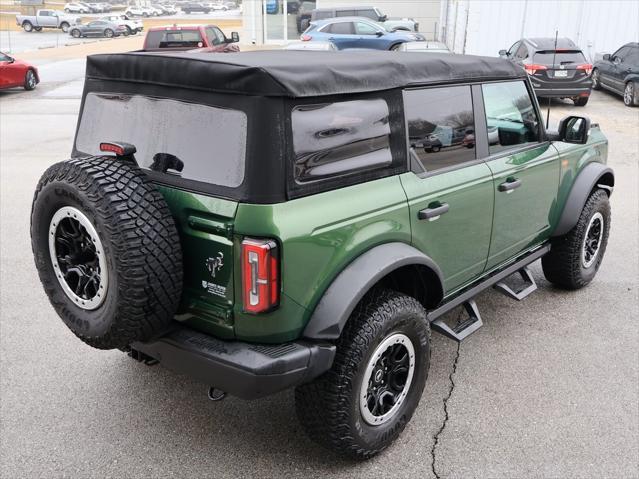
1, 40, 638, 478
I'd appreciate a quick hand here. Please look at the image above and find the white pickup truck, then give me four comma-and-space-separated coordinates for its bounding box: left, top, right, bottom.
15, 9, 80, 33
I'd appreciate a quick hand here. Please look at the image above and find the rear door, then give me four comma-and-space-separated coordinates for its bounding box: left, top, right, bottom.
480, 80, 559, 269
324, 21, 357, 49
401, 84, 494, 293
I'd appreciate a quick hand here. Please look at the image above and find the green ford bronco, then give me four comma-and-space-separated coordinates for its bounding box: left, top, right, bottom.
31, 51, 613, 458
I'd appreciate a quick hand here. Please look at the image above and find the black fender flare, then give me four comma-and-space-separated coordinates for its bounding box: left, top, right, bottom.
553, 162, 614, 237
302, 242, 444, 340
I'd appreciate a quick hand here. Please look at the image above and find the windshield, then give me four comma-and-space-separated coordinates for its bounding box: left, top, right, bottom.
75, 93, 247, 187
533, 50, 586, 66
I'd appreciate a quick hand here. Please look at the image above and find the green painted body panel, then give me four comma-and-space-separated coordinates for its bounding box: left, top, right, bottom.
155, 185, 238, 339
399, 164, 494, 293
153, 127, 608, 344
231, 175, 411, 342
483, 143, 560, 269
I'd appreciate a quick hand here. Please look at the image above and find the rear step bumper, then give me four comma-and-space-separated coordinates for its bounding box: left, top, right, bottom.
131, 326, 336, 399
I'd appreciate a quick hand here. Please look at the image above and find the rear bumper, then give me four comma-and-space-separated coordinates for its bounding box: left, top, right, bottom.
530, 77, 593, 98
534, 87, 591, 98
131, 325, 335, 399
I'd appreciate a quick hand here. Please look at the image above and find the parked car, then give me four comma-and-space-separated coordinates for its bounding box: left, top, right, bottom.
125, 6, 155, 17
499, 37, 593, 106
301, 17, 424, 50
181, 2, 211, 13
208, 2, 229, 11
30, 49, 614, 460
309, 6, 418, 33
64, 2, 90, 13
87, 3, 105, 12
16, 9, 79, 33
153, 4, 177, 15
592, 42, 639, 107
104, 14, 143, 35
142, 24, 239, 52
100, 3, 112, 12
0, 52, 39, 90
69, 19, 127, 38
285, 40, 337, 51
398, 41, 450, 53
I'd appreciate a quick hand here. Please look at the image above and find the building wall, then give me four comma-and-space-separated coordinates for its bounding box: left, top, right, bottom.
242, 0, 442, 44
442, 0, 639, 60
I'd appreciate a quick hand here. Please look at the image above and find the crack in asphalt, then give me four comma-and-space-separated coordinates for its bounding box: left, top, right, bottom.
431, 341, 461, 479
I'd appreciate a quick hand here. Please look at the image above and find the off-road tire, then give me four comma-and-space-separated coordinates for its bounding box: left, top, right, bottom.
30, 157, 183, 350
295, 289, 430, 459
542, 189, 610, 290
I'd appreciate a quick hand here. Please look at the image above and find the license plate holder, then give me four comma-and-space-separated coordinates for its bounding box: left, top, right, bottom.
554, 70, 568, 78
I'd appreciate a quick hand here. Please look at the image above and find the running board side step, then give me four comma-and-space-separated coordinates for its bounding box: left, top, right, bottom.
428, 244, 550, 342
431, 300, 483, 342
494, 266, 537, 301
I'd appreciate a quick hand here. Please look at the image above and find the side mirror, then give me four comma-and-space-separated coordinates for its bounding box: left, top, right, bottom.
379, 14, 388, 21
498, 49, 508, 57
8, 56, 15, 64
602, 53, 610, 61
549, 115, 591, 144
375, 30, 384, 37
230, 31, 239, 42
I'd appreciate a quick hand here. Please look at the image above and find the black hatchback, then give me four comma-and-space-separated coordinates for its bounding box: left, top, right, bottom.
500, 37, 593, 106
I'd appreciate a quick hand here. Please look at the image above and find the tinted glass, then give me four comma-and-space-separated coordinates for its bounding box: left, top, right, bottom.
205, 26, 225, 45
0, 53, 10, 61
482, 81, 540, 155
355, 21, 378, 35
76, 93, 247, 187
404, 86, 475, 173
532, 50, 586, 65
356, 9, 378, 20
515, 43, 528, 59
292, 99, 392, 183
327, 22, 353, 35
508, 41, 520, 57
145, 30, 204, 48
625, 47, 639, 65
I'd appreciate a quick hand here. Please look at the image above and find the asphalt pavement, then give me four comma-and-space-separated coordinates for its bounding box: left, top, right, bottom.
0, 57, 637, 478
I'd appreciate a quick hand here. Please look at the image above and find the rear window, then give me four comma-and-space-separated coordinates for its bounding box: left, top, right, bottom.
75, 93, 247, 187
145, 29, 203, 49
532, 50, 586, 65
291, 99, 392, 183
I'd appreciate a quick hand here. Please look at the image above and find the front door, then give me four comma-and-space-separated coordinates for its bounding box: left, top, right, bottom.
401, 85, 494, 294
480, 80, 560, 269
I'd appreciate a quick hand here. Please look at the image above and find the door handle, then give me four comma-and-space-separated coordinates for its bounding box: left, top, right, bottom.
418, 203, 449, 221
498, 178, 522, 193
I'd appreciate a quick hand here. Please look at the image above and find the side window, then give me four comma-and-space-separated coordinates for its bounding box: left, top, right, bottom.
613, 47, 629, 63
40, 10, 50, 16
508, 41, 521, 57
355, 21, 378, 35
291, 99, 392, 183
404, 86, 476, 173
327, 21, 353, 35
482, 81, 541, 155
205, 27, 224, 45
515, 43, 528, 59
625, 47, 639, 65
356, 9, 378, 20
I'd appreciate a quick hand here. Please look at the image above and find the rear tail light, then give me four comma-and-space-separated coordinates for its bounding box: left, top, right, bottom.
242, 238, 279, 314
300, 34, 311, 41
576, 63, 593, 75
524, 64, 548, 75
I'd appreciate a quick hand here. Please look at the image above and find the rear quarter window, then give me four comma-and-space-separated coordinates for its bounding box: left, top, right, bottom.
291, 99, 392, 183
75, 93, 247, 187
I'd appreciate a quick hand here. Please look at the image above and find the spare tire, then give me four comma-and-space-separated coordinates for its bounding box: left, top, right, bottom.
30, 157, 183, 350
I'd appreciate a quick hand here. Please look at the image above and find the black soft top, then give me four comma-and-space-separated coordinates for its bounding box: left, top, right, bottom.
85, 50, 525, 98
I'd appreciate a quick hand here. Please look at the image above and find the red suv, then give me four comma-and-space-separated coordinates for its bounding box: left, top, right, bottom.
142, 25, 240, 52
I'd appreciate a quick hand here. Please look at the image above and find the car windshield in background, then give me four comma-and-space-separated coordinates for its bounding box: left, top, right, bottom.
533, 50, 586, 65
145, 30, 203, 49
75, 94, 247, 187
